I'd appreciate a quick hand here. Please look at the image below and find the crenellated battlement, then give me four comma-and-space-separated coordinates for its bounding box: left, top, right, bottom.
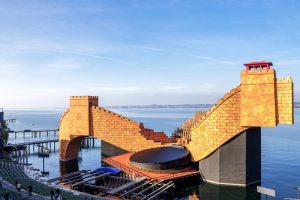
70, 96, 98, 99
277, 76, 293, 83
70, 96, 99, 107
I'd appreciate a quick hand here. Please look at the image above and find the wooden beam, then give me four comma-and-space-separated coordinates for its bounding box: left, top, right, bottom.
71, 172, 111, 188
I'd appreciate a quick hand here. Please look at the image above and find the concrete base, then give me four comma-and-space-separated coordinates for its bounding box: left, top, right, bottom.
198, 128, 261, 187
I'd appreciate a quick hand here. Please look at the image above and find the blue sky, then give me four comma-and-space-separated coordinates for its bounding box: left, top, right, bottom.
0, 0, 299, 108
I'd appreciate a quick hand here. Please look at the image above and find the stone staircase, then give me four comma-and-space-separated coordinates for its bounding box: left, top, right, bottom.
98, 107, 174, 145
141, 128, 174, 144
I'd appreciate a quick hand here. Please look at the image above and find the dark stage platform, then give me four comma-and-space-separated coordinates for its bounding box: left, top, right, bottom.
129, 145, 190, 171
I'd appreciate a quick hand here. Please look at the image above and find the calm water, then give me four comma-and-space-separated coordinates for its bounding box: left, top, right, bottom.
4, 108, 300, 200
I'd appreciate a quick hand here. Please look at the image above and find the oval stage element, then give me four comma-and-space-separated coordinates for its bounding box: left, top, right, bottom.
129, 145, 190, 172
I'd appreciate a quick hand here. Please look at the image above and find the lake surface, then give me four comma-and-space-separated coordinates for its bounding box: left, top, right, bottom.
4, 108, 300, 200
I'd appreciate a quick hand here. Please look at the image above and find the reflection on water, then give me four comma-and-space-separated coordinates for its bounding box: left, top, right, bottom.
196, 183, 260, 200
170, 177, 260, 200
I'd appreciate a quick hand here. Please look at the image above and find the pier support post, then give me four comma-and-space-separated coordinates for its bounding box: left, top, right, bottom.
22, 149, 25, 164
25, 147, 28, 165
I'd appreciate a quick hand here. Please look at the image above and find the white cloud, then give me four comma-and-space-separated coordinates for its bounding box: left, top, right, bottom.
199, 82, 213, 90
157, 86, 184, 91
154, 82, 214, 95
0, 39, 148, 67
89, 86, 145, 93
0, 61, 25, 75
119, 43, 236, 65
276, 60, 300, 66
41, 58, 84, 72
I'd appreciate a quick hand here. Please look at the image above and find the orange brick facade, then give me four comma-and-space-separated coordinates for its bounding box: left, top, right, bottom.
59, 97, 173, 161
59, 66, 294, 162
276, 77, 294, 124
186, 68, 294, 161
240, 69, 277, 126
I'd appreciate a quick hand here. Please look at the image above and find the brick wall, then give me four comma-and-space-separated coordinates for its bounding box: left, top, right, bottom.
187, 86, 248, 162
186, 69, 294, 162
59, 108, 70, 140
240, 69, 277, 127
276, 77, 294, 124
91, 107, 165, 152
59, 100, 172, 161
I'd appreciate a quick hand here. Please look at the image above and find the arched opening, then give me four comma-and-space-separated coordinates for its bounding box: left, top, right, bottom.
60, 136, 85, 161
60, 136, 102, 176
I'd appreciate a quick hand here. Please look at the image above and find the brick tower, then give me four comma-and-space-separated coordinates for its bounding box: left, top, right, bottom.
240, 62, 277, 126
69, 96, 98, 137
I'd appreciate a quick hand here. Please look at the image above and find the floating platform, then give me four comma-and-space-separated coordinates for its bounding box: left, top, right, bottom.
103, 153, 199, 181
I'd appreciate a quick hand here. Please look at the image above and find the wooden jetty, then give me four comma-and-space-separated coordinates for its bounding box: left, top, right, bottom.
4, 131, 97, 166
3, 145, 29, 165
8, 129, 59, 138
12, 138, 59, 154
4, 139, 57, 165
8, 128, 96, 147
9, 136, 96, 154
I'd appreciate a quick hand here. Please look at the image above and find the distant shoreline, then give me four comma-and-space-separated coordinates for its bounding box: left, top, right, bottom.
108, 102, 300, 109
106, 104, 213, 109
3, 102, 300, 110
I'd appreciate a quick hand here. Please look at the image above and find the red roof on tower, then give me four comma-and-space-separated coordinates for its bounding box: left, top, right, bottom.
244, 61, 273, 70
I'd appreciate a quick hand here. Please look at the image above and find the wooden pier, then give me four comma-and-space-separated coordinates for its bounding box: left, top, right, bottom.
10, 137, 96, 153
8, 128, 96, 151
13, 138, 59, 153
8, 129, 59, 138
4, 138, 58, 165
4, 135, 97, 166
5, 128, 97, 166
